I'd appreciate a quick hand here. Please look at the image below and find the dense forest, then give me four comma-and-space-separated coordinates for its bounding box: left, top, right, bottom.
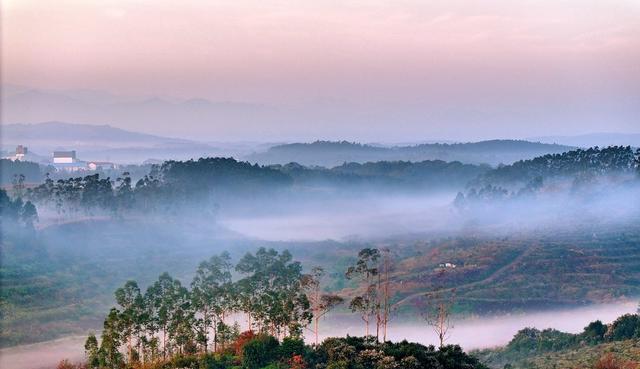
0, 158, 45, 185
475, 146, 640, 187
7, 146, 638, 218
455, 146, 640, 208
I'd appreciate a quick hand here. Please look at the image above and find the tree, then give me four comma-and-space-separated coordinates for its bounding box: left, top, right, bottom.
115, 280, 144, 363
84, 333, 99, 368
346, 248, 380, 339
236, 248, 312, 338
191, 252, 233, 352
302, 267, 344, 345
146, 272, 187, 359
114, 172, 134, 214
99, 308, 124, 367
379, 248, 394, 342
419, 285, 456, 348
20, 201, 38, 229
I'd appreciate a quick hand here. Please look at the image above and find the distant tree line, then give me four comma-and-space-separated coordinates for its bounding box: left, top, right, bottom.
455, 146, 640, 208
0, 159, 45, 185
23, 158, 291, 216
0, 188, 38, 230
476, 146, 640, 187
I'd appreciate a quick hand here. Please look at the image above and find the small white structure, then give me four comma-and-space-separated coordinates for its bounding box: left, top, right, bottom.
438, 262, 457, 269
87, 161, 116, 171
53, 151, 77, 164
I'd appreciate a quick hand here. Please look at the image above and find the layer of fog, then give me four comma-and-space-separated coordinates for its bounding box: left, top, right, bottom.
1, 302, 636, 369
219, 181, 640, 242
319, 301, 638, 350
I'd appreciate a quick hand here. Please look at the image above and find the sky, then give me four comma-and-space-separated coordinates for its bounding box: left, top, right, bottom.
2, 0, 639, 141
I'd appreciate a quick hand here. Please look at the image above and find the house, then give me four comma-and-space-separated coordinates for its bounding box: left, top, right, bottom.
53, 151, 77, 164
87, 161, 116, 171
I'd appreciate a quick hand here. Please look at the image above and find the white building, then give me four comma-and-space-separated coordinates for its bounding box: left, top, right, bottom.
87, 161, 116, 171
53, 151, 77, 164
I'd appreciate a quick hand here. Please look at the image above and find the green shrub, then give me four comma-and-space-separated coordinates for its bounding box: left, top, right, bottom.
605, 314, 640, 341
242, 335, 279, 369
279, 337, 305, 359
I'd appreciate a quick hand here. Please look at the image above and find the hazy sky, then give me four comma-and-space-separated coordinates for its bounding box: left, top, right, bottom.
2, 0, 639, 141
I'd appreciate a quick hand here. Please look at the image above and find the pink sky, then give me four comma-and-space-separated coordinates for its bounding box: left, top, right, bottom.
2, 0, 639, 140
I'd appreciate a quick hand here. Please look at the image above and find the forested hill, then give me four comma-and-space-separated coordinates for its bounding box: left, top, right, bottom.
245, 140, 573, 167
273, 160, 489, 190
475, 145, 640, 187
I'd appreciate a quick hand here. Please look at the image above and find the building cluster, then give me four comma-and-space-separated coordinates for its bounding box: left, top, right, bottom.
4, 145, 116, 172
52, 150, 116, 172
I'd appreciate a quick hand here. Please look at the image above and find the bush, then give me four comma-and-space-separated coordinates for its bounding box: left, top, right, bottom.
171, 355, 199, 368
582, 320, 607, 344
242, 335, 279, 369
605, 314, 640, 341
279, 337, 305, 359
234, 331, 257, 357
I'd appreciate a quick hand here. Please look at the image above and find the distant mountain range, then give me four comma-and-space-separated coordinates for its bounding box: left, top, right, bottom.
1, 84, 274, 139
3, 121, 188, 145
246, 140, 575, 167
3, 122, 579, 166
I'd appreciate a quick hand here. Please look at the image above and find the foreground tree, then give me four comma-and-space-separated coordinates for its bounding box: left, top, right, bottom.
419, 270, 456, 348
191, 251, 233, 352
302, 267, 344, 345
346, 248, 380, 339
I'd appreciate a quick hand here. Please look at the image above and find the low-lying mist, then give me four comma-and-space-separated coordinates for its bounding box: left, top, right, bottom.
218, 179, 640, 242
1, 302, 636, 369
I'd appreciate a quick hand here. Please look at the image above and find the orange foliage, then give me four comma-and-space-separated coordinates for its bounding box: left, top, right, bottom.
56, 360, 87, 369
233, 330, 256, 357
289, 354, 307, 369
595, 353, 639, 369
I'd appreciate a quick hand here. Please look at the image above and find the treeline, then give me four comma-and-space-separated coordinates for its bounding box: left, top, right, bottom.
274, 160, 489, 191
455, 146, 640, 208
476, 146, 640, 187
22, 158, 290, 215
0, 188, 38, 230
18, 156, 490, 216
475, 312, 640, 367
0, 159, 45, 185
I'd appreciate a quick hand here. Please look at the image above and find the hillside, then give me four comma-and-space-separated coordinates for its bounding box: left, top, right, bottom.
2, 121, 187, 144
474, 314, 640, 369
246, 140, 574, 167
